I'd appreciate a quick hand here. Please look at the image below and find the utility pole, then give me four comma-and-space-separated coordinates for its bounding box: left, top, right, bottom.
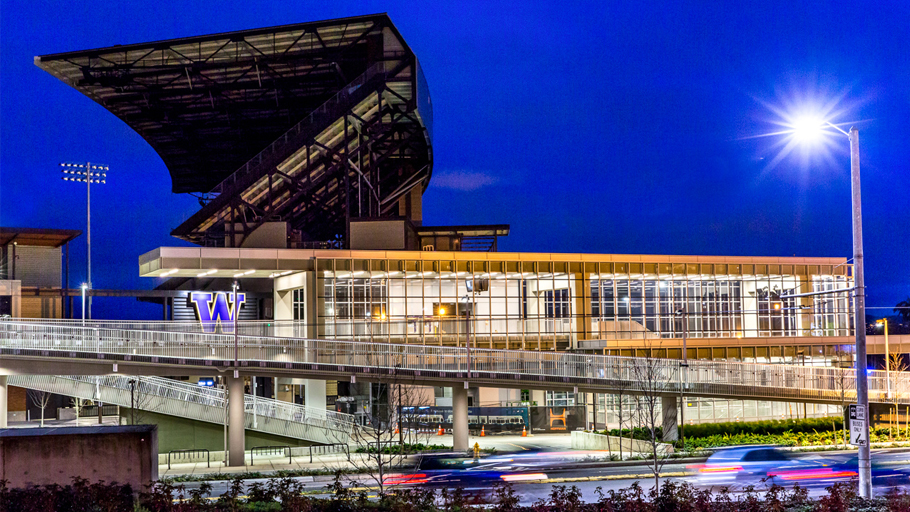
61, 162, 108, 320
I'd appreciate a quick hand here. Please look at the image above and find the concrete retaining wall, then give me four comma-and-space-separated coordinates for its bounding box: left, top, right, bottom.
571, 431, 673, 455
0, 425, 157, 489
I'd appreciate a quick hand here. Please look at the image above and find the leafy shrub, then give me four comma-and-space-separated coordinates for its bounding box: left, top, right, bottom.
679, 416, 844, 438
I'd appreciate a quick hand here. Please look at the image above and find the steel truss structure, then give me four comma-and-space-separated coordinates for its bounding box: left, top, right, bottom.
36, 14, 433, 247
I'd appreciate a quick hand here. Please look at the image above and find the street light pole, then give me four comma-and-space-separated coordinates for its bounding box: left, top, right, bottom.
81, 283, 87, 326
877, 318, 890, 400
232, 281, 240, 374
847, 126, 872, 499
676, 308, 688, 446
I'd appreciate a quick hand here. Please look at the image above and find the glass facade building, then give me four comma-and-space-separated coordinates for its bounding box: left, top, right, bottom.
307, 255, 854, 355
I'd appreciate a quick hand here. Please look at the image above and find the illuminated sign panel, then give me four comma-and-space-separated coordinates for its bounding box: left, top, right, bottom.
189, 291, 245, 333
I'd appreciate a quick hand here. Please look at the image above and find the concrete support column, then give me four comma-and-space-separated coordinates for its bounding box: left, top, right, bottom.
452, 385, 469, 452
0, 376, 7, 428
228, 374, 246, 466
305, 380, 327, 413
661, 396, 678, 442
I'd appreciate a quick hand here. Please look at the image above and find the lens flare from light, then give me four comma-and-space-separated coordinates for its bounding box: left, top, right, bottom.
742, 83, 865, 178
790, 116, 826, 144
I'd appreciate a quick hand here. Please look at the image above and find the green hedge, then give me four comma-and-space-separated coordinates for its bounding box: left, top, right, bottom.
680, 426, 910, 450
679, 416, 843, 438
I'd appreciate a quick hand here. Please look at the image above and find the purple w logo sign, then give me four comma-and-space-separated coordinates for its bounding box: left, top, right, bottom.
190, 292, 245, 333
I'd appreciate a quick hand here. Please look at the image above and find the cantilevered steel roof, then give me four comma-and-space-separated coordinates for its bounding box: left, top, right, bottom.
35, 14, 421, 194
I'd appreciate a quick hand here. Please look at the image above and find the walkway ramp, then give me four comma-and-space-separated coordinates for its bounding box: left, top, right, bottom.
8, 374, 353, 446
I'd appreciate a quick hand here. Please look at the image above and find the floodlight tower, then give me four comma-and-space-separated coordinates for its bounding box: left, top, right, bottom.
61, 162, 108, 319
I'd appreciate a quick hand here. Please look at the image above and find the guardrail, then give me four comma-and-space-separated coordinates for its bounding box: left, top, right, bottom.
2, 320, 909, 406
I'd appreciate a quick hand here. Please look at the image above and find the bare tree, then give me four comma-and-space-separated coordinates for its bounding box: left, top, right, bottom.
832, 357, 853, 448
339, 361, 433, 496
71, 397, 90, 423
614, 375, 634, 460
626, 345, 675, 492
28, 389, 52, 427
125, 376, 156, 425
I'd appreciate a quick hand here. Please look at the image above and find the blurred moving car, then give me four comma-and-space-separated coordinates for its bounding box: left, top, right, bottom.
384, 454, 547, 492
697, 446, 910, 490
827, 455, 910, 488
695, 446, 839, 489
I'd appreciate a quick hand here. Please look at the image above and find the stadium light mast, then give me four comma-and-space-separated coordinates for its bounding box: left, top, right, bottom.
61, 162, 108, 319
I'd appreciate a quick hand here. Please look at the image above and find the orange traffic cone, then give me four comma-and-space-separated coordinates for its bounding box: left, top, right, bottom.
521, 426, 527, 437
480, 425, 486, 437
394, 424, 399, 434
437, 424, 444, 436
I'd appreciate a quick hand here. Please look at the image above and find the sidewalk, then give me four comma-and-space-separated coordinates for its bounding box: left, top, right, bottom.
159, 433, 575, 478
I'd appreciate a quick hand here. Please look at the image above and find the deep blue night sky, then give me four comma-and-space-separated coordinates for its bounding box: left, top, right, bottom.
1, 1, 908, 320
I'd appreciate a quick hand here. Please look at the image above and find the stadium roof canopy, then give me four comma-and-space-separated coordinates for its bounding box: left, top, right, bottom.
37, 14, 433, 247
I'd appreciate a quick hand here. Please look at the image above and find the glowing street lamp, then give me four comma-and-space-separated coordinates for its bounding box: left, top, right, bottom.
786, 117, 871, 497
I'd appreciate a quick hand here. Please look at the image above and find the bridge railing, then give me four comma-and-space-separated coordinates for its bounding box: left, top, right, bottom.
8, 373, 354, 441
2, 320, 908, 404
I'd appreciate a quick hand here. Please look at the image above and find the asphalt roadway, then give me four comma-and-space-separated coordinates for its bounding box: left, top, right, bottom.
178, 448, 910, 506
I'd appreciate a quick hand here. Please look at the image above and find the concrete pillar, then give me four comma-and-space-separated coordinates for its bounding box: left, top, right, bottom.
662, 396, 679, 442
0, 376, 7, 428
452, 385, 469, 452
228, 374, 246, 466
305, 380, 327, 412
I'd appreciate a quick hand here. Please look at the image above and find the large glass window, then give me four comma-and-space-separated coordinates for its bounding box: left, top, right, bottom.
324, 278, 387, 320
546, 390, 575, 406
812, 276, 853, 336
591, 278, 744, 338
545, 289, 571, 318
293, 289, 306, 320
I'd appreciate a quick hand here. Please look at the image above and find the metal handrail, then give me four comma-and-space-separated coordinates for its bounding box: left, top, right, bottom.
2, 320, 908, 405
8, 373, 354, 443
6, 317, 861, 340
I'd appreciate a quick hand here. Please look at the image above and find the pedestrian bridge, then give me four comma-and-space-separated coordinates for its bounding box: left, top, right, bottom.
1, 319, 907, 407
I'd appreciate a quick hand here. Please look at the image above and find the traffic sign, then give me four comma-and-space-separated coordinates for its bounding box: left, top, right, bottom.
850, 419, 867, 446
849, 404, 867, 446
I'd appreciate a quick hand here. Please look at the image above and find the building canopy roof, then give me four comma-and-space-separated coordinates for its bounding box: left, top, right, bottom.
35, 14, 414, 194
0, 227, 81, 248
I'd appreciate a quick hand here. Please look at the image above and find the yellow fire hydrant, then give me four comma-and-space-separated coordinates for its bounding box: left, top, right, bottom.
473, 442, 481, 459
